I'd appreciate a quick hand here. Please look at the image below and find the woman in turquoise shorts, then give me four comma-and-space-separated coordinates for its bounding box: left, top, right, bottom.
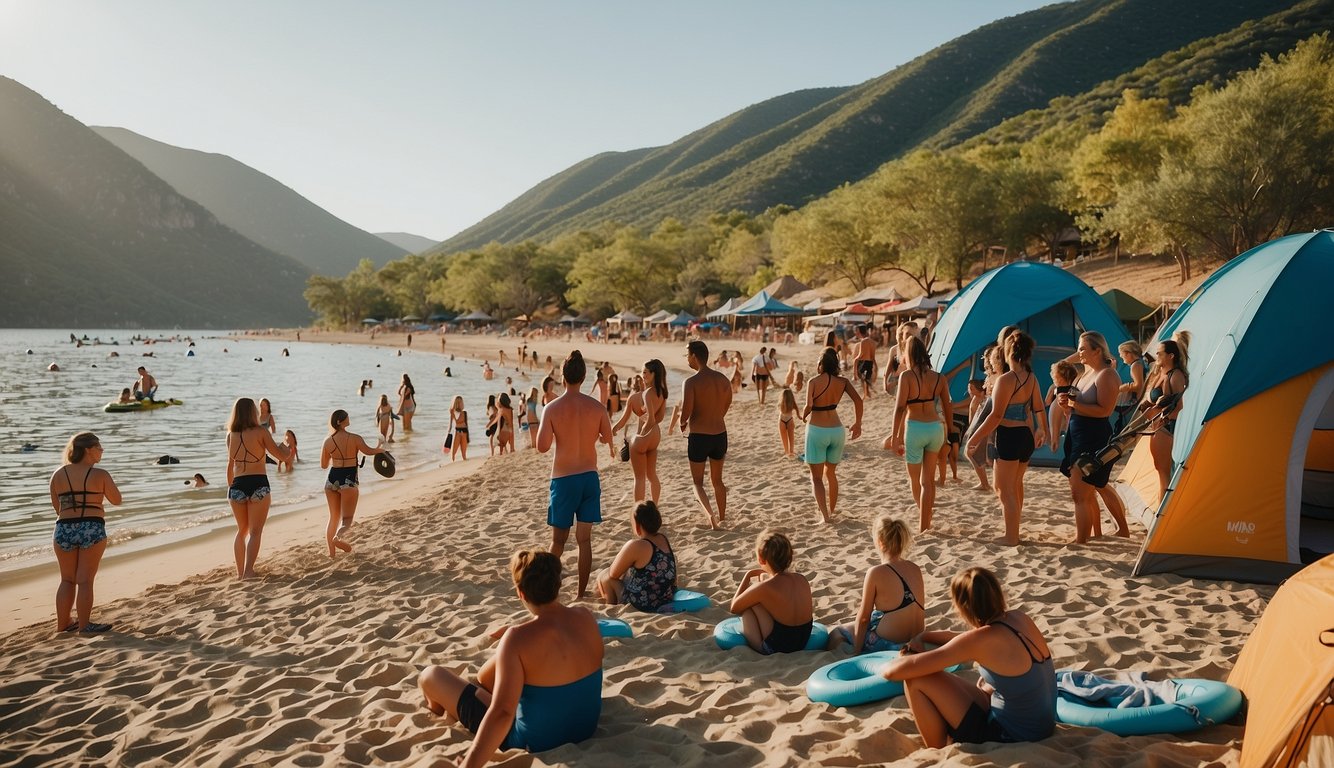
890, 336, 952, 532
419, 550, 603, 760
802, 346, 864, 523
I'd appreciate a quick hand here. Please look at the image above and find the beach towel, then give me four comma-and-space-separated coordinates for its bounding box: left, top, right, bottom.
1056, 670, 1179, 708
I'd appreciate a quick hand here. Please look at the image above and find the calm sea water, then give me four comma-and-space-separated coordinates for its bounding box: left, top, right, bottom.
0, 329, 524, 572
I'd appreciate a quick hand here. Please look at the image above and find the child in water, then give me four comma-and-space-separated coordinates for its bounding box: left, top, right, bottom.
829, 517, 925, 654
728, 530, 814, 654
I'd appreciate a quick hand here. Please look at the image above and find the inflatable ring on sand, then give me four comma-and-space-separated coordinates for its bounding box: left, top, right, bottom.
1054, 672, 1242, 736
806, 649, 965, 707
713, 616, 828, 651
656, 589, 710, 614
597, 618, 633, 639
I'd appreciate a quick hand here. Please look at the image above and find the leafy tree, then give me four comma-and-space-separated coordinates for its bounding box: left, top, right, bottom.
566, 226, 675, 315
343, 259, 387, 324
377, 254, 446, 319
304, 274, 350, 328
774, 187, 894, 292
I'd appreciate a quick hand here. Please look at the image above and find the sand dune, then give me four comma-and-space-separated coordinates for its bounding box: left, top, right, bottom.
0, 335, 1269, 767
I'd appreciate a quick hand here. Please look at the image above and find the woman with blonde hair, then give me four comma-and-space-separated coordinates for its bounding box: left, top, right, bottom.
321, 408, 387, 557
49, 432, 121, 632
448, 396, 469, 461
830, 517, 924, 653
883, 567, 1055, 747
376, 393, 395, 444
1115, 341, 1147, 434
1057, 331, 1129, 542
226, 397, 289, 578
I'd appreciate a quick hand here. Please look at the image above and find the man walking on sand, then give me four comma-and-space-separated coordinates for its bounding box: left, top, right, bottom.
751, 346, 772, 404
681, 340, 732, 529
853, 324, 878, 399
537, 350, 612, 598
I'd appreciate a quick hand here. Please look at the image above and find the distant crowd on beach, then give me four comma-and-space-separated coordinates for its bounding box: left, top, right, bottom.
48, 320, 1191, 764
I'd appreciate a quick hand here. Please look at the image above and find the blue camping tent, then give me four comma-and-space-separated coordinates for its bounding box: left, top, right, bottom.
929, 261, 1132, 466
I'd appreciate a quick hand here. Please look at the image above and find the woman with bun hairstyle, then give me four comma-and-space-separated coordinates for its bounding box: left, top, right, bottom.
321, 408, 387, 557
596, 500, 677, 612
883, 567, 1055, 747
830, 517, 924, 654
49, 432, 121, 632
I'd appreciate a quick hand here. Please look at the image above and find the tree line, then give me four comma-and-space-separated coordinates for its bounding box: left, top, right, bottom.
306, 36, 1334, 328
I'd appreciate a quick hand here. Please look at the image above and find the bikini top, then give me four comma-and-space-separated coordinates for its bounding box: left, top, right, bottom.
329, 431, 364, 468
229, 429, 264, 463
1003, 372, 1034, 421
904, 369, 940, 405
810, 376, 841, 411
885, 563, 922, 613
57, 465, 103, 518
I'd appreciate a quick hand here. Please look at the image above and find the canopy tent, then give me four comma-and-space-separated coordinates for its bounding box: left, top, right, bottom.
1100, 288, 1156, 339
1120, 230, 1334, 583
606, 310, 644, 325
455, 310, 495, 322
881, 296, 939, 315
706, 297, 744, 319
1228, 554, 1334, 767
826, 285, 905, 311
557, 313, 591, 325
644, 309, 674, 324
803, 297, 826, 312
734, 291, 803, 316
929, 261, 1131, 466
427, 312, 453, 322
842, 303, 876, 315
400, 314, 423, 322
361, 318, 382, 325
668, 311, 696, 327
761, 274, 813, 301
869, 299, 903, 313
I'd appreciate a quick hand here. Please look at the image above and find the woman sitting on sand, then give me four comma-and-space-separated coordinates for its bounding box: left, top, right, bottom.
449, 396, 470, 461
883, 567, 1055, 747
419, 550, 603, 760
376, 394, 395, 444
804, 347, 863, 523
596, 500, 677, 612
1141, 337, 1189, 502
614, 360, 667, 502
967, 331, 1047, 547
890, 336, 952, 532
226, 398, 290, 579
320, 408, 386, 557
50, 431, 121, 633
729, 530, 814, 654
830, 517, 924, 654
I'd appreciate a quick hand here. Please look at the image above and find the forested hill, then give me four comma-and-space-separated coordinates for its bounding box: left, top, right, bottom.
439, 0, 1307, 252
375, 232, 440, 254
93, 127, 407, 275
0, 78, 312, 328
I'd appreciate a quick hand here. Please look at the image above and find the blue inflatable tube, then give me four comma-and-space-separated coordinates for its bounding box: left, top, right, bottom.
656, 589, 710, 614
806, 649, 966, 707
713, 616, 828, 651
1055, 672, 1242, 735
597, 618, 633, 639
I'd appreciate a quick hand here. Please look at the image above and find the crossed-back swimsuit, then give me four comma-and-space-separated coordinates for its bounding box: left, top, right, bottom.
903, 369, 945, 463
841, 562, 923, 653
54, 465, 108, 551
996, 371, 1037, 463
228, 431, 271, 502
805, 376, 847, 465
326, 432, 360, 490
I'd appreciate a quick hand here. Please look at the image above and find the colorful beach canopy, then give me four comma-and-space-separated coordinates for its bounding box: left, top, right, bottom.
929, 261, 1131, 466
668, 311, 696, 326
734, 291, 803, 316
1121, 230, 1334, 583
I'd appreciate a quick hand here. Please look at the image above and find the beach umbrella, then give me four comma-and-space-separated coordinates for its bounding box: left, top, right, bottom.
400, 315, 423, 322
456, 310, 496, 322
361, 318, 382, 325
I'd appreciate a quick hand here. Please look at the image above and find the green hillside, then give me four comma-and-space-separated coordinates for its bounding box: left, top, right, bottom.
93, 127, 407, 275
375, 231, 439, 254
439, 0, 1311, 251
0, 77, 312, 328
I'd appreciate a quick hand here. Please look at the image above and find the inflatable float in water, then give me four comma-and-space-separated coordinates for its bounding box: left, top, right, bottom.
103, 398, 183, 413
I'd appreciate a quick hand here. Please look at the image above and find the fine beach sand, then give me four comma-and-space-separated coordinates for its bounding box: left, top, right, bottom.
0, 332, 1272, 767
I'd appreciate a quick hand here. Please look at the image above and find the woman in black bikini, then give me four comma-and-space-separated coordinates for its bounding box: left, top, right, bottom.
226, 397, 290, 578
729, 530, 814, 654
830, 517, 925, 653
967, 332, 1048, 546
1141, 337, 1189, 502
448, 396, 469, 462
1057, 332, 1129, 543
49, 432, 121, 633
320, 408, 386, 557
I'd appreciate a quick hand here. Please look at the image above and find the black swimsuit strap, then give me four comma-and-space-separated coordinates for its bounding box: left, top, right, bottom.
990, 619, 1049, 663
885, 563, 922, 610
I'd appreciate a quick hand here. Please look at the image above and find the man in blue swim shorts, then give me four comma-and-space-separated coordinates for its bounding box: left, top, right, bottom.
537, 350, 612, 598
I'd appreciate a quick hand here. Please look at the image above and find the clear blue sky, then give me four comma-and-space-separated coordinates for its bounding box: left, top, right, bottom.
1, 1, 1061, 242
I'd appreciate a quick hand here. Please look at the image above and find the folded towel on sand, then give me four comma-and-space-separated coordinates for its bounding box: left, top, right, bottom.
1056, 670, 1179, 709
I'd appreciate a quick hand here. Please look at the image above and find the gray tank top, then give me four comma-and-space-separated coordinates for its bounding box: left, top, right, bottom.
977, 620, 1057, 741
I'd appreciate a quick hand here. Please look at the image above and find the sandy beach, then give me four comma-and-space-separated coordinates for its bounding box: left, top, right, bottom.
0, 330, 1271, 767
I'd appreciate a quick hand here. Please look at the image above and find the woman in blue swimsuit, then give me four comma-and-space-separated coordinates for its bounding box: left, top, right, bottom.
597, 500, 676, 612
320, 408, 386, 558
967, 332, 1048, 546
830, 517, 925, 653
803, 346, 864, 524
226, 398, 290, 579
883, 567, 1056, 747
419, 550, 604, 760
49, 432, 121, 633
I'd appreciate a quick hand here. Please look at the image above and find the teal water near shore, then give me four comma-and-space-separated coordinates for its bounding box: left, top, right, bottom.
0, 329, 522, 571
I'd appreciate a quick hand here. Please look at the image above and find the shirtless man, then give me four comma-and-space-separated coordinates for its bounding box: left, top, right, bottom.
853, 324, 878, 398
681, 340, 732, 529
536, 350, 612, 599
133, 366, 158, 401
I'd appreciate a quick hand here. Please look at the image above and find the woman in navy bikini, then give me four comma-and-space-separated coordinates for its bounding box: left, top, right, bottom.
830, 517, 925, 653
884, 567, 1055, 747
49, 432, 121, 633
1141, 337, 1189, 502
226, 397, 290, 578
321, 408, 386, 557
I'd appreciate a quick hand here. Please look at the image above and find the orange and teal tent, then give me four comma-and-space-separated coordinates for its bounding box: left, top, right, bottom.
1122, 230, 1334, 583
